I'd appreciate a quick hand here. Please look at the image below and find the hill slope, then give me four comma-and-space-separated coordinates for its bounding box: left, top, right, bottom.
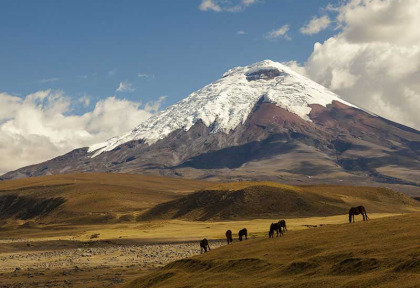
0, 173, 209, 225
139, 183, 420, 221
127, 213, 420, 288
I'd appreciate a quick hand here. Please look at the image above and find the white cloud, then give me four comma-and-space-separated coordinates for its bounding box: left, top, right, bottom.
199, 0, 258, 12
78, 95, 90, 107
116, 80, 135, 93
237, 30, 247, 35
40, 77, 60, 83
300, 15, 331, 35
264, 25, 291, 40
137, 73, 155, 79
0, 90, 164, 174
300, 0, 420, 129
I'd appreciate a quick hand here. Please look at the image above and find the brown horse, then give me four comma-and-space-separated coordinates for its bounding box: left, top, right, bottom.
200, 238, 211, 253
278, 219, 287, 233
349, 206, 369, 223
269, 223, 282, 238
225, 230, 233, 245
238, 228, 248, 241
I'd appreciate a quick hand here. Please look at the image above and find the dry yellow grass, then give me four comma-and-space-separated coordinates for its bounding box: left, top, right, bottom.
126, 213, 420, 288
1, 173, 419, 225
0, 173, 210, 224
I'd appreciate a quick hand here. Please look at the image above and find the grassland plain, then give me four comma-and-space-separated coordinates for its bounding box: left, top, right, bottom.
1, 173, 420, 287
126, 213, 420, 288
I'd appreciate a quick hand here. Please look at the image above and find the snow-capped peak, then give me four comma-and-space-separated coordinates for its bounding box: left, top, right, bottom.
89, 60, 359, 156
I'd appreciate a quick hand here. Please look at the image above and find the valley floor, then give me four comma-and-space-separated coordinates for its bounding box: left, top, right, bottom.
0, 213, 403, 288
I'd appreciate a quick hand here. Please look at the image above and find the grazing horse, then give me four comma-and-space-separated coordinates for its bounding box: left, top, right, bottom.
225, 230, 233, 245
278, 219, 287, 233
200, 238, 211, 253
349, 206, 369, 223
238, 228, 248, 241
269, 222, 282, 238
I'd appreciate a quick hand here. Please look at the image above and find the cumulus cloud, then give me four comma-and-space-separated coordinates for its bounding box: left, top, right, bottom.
297, 0, 420, 129
300, 15, 331, 35
116, 80, 135, 93
78, 95, 91, 107
0, 90, 163, 174
199, 0, 258, 12
264, 25, 291, 40
237, 30, 247, 35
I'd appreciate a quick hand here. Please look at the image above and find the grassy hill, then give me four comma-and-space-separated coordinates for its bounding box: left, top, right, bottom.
1, 174, 419, 226
0, 173, 209, 225
139, 182, 420, 221
126, 213, 420, 288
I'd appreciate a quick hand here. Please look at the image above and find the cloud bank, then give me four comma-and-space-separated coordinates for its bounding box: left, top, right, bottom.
295, 0, 420, 130
0, 90, 163, 174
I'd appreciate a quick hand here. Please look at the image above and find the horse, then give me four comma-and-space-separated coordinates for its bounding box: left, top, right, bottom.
278, 219, 287, 233
238, 228, 248, 241
349, 206, 369, 223
269, 222, 283, 238
200, 238, 211, 253
225, 230, 233, 245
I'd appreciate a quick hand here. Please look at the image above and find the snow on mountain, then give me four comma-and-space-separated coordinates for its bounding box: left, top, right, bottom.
89, 60, 360, 156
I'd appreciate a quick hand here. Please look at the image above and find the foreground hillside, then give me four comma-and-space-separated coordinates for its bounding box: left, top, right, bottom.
127, 213, 420, 288
140, 182, 420, 221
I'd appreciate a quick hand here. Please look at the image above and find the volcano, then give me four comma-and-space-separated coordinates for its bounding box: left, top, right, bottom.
2, 60, 419, 193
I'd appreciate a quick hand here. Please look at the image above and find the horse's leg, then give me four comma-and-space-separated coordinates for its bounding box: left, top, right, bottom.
208, 245, 211, 251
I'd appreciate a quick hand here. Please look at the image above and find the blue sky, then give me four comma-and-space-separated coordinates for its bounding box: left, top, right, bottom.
1, 0, 337, 112
1, 0, 419, 173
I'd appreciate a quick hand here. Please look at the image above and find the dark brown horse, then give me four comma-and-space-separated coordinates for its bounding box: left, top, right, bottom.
349, 206, 369, 223
200, 238, 211, 253
269, 223, 282, 238
225, 230, 233, 245
278, 219, 287, 233
238, 228, 248, 241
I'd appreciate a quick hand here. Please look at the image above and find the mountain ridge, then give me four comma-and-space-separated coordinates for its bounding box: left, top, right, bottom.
1, 60, 419, 195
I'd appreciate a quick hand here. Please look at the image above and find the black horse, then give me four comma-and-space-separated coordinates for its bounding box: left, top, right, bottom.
225, 230, 233, 245
238, 228, 248, 241
200, 238, 211, 253
279, 219, 287, 233
349, 206, 369, 223
269, 222, 282, 238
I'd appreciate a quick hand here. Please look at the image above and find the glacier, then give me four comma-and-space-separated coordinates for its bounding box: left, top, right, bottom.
89, 60, 360, 157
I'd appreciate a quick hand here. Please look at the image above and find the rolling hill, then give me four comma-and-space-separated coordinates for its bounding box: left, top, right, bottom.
0, 173, 209, 225
126, 213, 420, 288
139, 182, 420, 221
